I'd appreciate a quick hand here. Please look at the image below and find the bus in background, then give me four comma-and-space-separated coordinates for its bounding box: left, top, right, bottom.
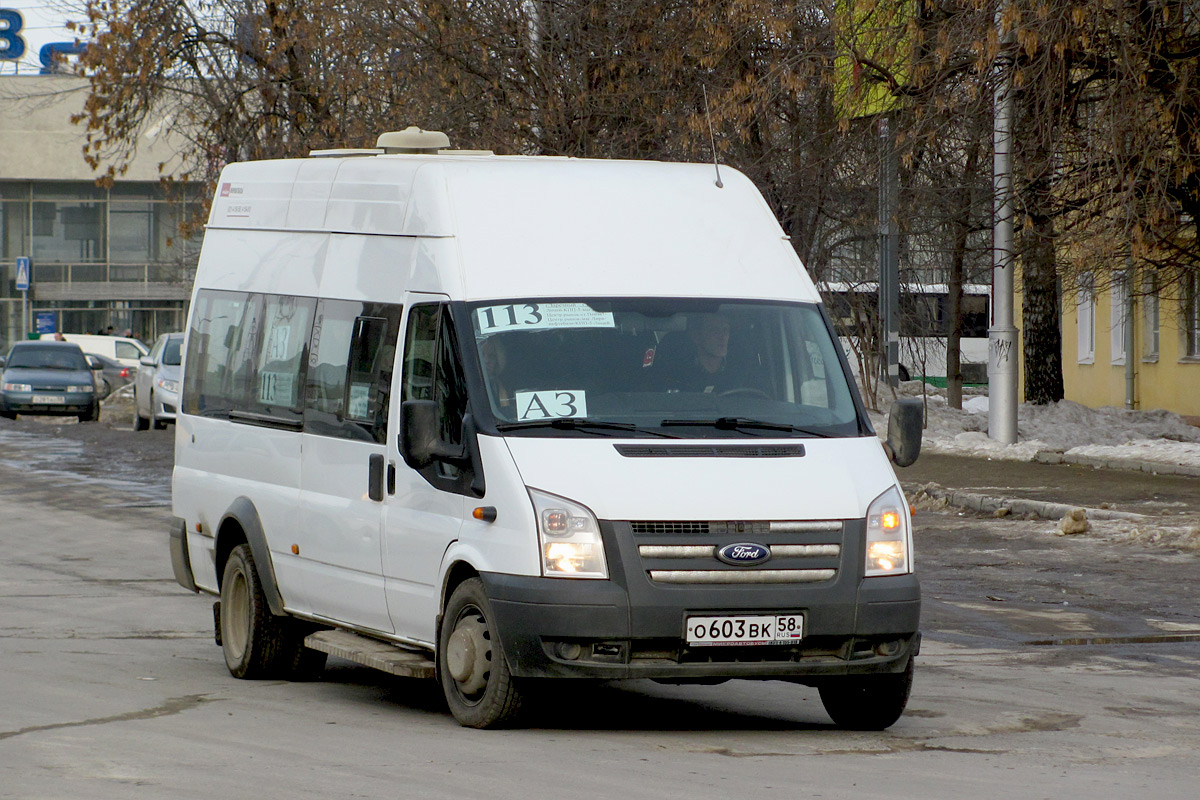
820, 282, 991, 387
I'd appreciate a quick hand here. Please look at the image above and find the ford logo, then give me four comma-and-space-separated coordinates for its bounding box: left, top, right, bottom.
716, 542, 771, 566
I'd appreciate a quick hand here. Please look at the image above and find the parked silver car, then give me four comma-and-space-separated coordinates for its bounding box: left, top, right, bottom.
134, 333, 183, 430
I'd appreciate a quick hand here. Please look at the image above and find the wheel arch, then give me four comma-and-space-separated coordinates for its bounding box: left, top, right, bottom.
215, 497, 286, 616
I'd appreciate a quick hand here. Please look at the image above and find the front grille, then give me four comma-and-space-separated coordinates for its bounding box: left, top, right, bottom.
649, 568, 836, 584
628, 519, 846, 585
632, 521, 712, 536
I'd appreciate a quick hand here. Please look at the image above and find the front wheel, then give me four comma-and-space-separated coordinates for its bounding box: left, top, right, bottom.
818, 657, 914, 731
438, 577, 525, 728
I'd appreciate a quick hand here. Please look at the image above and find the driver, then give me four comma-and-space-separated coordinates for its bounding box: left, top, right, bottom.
659, 313, 743, 394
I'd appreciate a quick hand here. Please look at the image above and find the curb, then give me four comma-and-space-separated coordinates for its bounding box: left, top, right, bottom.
1033, 450, 1200, 478
910, 483, 1148, 522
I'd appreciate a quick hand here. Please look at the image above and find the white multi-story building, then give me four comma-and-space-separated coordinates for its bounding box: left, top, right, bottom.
0, 75, 200, 349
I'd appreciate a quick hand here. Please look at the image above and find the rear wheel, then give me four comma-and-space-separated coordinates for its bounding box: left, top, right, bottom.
78, 403, 100, 423
220, 544, 315, 679
818, 658, 914, 731
438, 577, 525, 728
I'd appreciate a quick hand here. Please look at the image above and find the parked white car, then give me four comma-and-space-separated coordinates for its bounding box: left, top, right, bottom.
134, 332, 183, 430
40, 333, 149, 370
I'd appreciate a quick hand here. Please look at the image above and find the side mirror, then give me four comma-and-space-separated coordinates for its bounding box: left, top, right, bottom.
140, 356, 155, 367
0, 356, 6, 368
399, 399, 466, 469
86, 355, 104, 371
885, 397, 923, 467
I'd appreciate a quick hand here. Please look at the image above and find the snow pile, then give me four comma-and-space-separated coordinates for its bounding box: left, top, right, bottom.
867, 382, 1200, 469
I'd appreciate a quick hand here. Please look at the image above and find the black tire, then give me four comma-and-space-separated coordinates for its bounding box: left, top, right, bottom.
898, 364, 912, 382
438, 577, 525, 728
79, 403, 100, 423
150, 392, 167, 430
134, 410, 149, 431
819, 657, 914, 731
219, 543, 296, 679
0, 411, 15, 421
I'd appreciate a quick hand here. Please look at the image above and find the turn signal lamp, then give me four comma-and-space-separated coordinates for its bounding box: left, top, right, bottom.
865, 486, 912, 577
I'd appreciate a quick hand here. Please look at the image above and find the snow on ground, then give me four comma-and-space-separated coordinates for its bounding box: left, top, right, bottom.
866, 382, 1200, 469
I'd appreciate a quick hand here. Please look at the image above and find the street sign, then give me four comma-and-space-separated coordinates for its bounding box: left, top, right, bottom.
15, 256, 30, 291
35, 312, 56, 334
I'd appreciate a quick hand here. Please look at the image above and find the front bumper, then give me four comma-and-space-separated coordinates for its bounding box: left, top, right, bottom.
479, 519, 920, 682
1, 390, 97, 416
154, 388, 180, 421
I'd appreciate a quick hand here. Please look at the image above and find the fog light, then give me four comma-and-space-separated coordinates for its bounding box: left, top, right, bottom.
556, 642, 583, 661
875, 639, 901, 657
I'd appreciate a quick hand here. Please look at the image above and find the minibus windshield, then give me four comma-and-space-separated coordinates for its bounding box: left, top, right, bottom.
466, 298, 865, 438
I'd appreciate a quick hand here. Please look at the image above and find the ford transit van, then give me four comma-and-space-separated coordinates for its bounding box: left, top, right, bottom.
170, 129, 923, 729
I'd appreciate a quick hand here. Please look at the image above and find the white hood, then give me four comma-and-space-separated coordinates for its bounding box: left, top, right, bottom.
501, 436, 898, 522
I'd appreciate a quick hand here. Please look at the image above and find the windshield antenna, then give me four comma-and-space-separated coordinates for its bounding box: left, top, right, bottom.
703, 86, 723, 189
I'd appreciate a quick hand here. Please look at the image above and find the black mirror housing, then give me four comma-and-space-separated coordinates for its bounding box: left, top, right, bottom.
400, 399, 468, 469
886, 397, 923, 467
400, 399, 440, 469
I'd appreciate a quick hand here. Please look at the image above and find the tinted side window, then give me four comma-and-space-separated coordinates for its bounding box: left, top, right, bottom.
183, 288, 315, 424
304, 300, 403, 443
250, 294, 315, 422
184, 289, 257, 416
401, 304, 467, 447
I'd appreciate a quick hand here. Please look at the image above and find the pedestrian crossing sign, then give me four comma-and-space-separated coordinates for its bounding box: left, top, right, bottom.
15, 256, 30, 291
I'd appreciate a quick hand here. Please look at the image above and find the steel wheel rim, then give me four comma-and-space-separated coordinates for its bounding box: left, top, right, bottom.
447, 605, 491, 704
225, 569, 249, 660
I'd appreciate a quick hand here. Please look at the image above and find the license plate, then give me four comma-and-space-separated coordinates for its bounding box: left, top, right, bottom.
32, 395, 65, 404
686, 614, 804, 646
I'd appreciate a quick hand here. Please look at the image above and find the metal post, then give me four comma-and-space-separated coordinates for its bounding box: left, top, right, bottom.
879, 117, 900, 389
21, 288, 28, 338
1124, 260, 1136, 409
989, 11, 1019, 444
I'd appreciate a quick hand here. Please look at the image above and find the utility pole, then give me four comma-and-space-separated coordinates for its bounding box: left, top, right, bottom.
989, 7, 1019, 444
879, 117, 900, 390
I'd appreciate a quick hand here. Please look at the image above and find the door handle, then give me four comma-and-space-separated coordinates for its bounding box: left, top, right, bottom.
368, 453, 385, 502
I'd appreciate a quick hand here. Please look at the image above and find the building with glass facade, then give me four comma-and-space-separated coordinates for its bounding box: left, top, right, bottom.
1, 75, 201, 351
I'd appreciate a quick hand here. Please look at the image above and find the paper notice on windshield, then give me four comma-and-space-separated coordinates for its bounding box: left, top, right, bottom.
476, 303, 614, 333
515, 390, 587, 420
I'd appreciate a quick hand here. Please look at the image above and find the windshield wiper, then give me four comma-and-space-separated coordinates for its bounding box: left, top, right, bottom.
660, 417, 834, 438
496, 418, 680, 438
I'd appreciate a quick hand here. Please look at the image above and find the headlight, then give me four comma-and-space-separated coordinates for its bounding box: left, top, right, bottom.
865, 485, 912, 577
156, 378, 179, 393
529, 488, 608, 579
2, 383, 32, 392
68, 385, 94, 393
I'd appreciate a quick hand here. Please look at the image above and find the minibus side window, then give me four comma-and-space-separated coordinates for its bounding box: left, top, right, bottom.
304, 299, 403, 443
184, 289, 258, 417
247, 294, 316, 422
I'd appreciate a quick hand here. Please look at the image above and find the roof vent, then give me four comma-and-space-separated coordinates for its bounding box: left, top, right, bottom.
376, 126, 451, 154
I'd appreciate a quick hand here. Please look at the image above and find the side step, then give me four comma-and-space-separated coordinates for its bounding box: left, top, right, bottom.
304, 629, 436, 679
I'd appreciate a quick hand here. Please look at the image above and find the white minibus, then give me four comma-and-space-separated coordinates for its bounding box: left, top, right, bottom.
170, 129, 923, 729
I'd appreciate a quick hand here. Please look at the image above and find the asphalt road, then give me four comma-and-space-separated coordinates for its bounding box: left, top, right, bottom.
1, 412, 1199, 797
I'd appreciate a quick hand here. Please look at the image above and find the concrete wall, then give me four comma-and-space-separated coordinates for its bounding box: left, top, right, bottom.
0, 75, 185, 183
